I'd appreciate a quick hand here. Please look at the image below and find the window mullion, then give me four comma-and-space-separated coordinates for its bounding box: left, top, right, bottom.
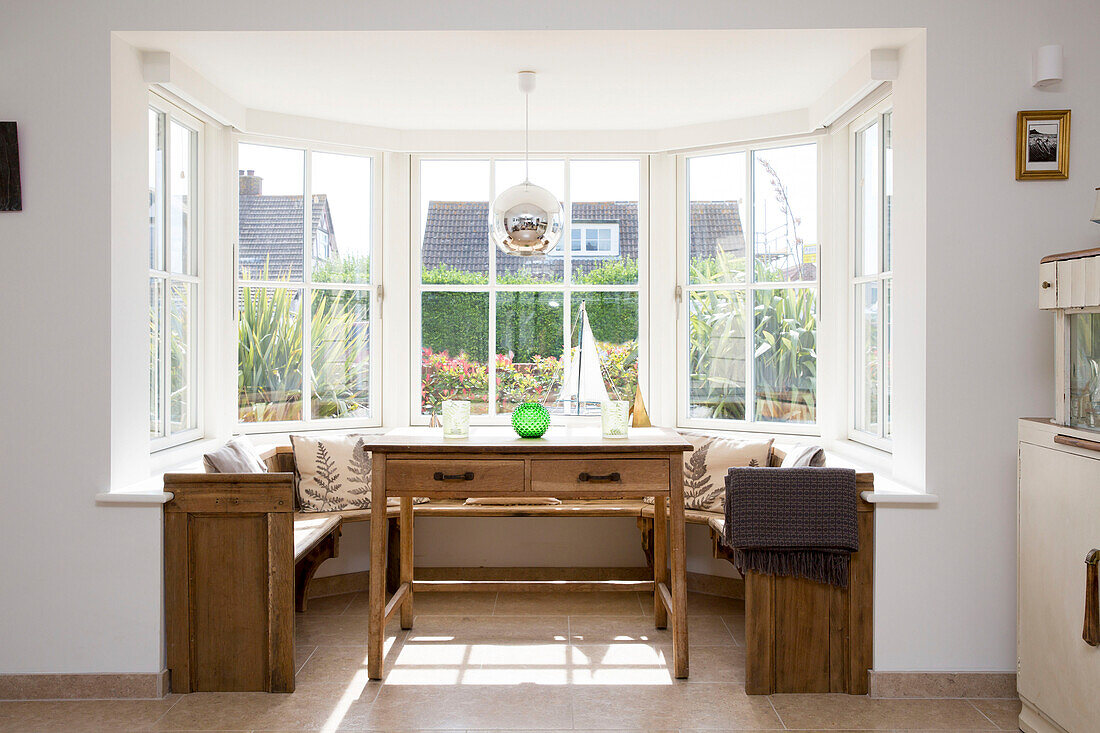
302, 148, 313, 424
487, 158, 498, 416
160, 114, 172, 439
744, 152, 756, 424
877, 114, 888, 439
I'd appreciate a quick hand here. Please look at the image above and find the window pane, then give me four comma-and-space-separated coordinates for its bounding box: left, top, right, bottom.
169, 122, 196, 275
856, 122, 880, 276
569, 160, 638, 284
495, 160, 565, 284
884, 278, 893, 438
149, 109, 164, 271
688, 289, 746, 420
753, 288, 816, 423
150, 278, 164, 438
311, 152, 372, 284
238, 286, 303, 422
238, 143, 305, 282
571, 291, 638, 403
420, 160, 490, 284
496, 292, 564, 413
883, 112, 893, 273
856, 282, 879, 434
687, 152, 746, 284
169, 281, 196, 432
421, 291, 489, 415
311, 289, 371, 419
753, 144, 817, 283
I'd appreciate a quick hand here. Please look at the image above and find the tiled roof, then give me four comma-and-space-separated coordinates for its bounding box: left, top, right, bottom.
421, 200, 745, 275
238, 194, 333, 281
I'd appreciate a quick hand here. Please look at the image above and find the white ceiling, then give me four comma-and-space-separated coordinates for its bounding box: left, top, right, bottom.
120, 29, 919, 131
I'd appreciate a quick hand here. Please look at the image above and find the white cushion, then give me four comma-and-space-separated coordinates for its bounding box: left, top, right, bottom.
646, 431, 773, 512
291, 434, 428, 512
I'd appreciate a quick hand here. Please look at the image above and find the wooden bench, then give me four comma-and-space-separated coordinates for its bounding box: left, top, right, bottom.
167, 441, 874, 694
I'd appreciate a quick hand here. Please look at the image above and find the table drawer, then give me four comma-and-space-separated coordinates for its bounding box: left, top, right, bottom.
386, 459, 524, 495
530, 459, 669, 496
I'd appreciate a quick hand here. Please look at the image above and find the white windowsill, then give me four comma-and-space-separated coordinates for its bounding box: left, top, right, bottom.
97, 425, 937, 507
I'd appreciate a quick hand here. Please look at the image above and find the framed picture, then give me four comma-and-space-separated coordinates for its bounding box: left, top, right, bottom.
1016, 110, 1070, 180
0, 121, 21, 211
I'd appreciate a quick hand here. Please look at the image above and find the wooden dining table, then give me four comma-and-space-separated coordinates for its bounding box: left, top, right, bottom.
359, 425, 693, 679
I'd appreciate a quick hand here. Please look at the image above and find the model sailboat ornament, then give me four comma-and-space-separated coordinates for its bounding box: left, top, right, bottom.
558, 301, 611, 414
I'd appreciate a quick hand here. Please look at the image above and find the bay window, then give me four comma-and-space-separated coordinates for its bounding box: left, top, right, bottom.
415, 157, 645, 420
149, 97, 203, 449
680, 142, 819, 431
236, 141, 379, 427
851, 103, 893, 446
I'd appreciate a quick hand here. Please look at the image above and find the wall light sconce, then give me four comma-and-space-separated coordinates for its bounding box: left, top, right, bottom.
1033, 45, 1063, 88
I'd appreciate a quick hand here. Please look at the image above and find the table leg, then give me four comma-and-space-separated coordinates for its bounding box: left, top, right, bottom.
367, 454, 388, 680
399, 496, 414, 629
652, 495, 668, 629
669, 453, 689, 678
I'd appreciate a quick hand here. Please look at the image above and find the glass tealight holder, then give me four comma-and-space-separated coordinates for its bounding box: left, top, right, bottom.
601, 400, 630, 439
442, 400, 470, 438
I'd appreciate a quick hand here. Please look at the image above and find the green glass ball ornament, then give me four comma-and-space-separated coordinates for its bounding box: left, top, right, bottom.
512, 402, 551, 438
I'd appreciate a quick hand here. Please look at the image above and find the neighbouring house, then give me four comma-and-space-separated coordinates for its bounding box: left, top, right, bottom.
238, 169, 338, 280
420, 200, 749, 277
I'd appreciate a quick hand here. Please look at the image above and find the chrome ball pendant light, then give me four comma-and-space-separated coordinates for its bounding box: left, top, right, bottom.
489, 71, 564, 257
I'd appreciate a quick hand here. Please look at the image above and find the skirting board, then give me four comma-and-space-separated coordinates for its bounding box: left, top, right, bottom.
869, 671, 1017, 699
0, 670, 169, 700
309, 567, 745, 600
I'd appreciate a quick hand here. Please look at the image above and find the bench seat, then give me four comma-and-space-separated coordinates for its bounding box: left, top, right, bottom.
291, 514, 342, 613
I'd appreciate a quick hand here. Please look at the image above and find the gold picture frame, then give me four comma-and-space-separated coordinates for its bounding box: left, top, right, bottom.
1016, 110, 1070, 180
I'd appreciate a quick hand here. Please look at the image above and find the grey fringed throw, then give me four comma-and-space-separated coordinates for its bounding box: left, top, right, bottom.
722, 467, 858, 587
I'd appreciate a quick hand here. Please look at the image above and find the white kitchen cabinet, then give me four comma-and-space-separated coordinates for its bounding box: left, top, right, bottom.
1018, 418, 1100, 733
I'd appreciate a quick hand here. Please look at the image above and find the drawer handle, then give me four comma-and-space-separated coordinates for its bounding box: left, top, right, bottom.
433, 471, 474, 482
1055, 435, 1100, 452
578, 471, 621, 483
1085, 549, 1099, 647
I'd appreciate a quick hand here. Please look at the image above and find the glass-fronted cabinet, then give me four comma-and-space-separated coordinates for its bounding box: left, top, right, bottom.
1067, 311, 1100, 429
1040, 249, 1100, 431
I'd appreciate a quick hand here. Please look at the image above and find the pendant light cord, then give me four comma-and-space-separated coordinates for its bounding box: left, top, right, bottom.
524, 92, 530, 185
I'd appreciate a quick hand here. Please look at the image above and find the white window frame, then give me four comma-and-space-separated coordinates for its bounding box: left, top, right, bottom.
410, 154, 649, 425
233, 134, 383, 433
848, 99, 893, 451
150, 93, 204, 452
675, 137, 822, 436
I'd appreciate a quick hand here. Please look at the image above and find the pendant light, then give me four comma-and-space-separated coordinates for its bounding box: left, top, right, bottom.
489, 71, 565, 257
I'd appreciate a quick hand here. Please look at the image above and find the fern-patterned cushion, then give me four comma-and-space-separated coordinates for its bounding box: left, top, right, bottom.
645, 432, 773, 512
291, 434, 429, 512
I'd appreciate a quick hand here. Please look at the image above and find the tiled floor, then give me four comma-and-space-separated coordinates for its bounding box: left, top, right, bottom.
0, 590, 1021, 732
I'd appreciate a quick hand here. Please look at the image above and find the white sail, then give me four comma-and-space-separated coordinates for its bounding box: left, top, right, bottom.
558, 302, 610, 405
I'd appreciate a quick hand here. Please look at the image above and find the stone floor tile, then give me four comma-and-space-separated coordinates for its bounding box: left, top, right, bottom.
345, 591, 498, 616
494, 591, 645, 616
568, 614, 737, 647
968, 697, 1022, 730
0, 699, 178, 733
768, 693, 999, 730
339, 684, 573, 730
298, 592, 356, 616
572, 683, 781, 729
404, 615, 569, 645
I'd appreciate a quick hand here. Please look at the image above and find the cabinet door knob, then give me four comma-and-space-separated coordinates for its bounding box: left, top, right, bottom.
1042, 281, 1052, 289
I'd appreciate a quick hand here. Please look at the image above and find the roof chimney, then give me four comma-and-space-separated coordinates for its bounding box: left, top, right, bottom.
239, 169, 262, 196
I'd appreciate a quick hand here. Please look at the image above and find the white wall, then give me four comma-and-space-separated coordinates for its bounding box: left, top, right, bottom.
1, 0, 1097, 676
